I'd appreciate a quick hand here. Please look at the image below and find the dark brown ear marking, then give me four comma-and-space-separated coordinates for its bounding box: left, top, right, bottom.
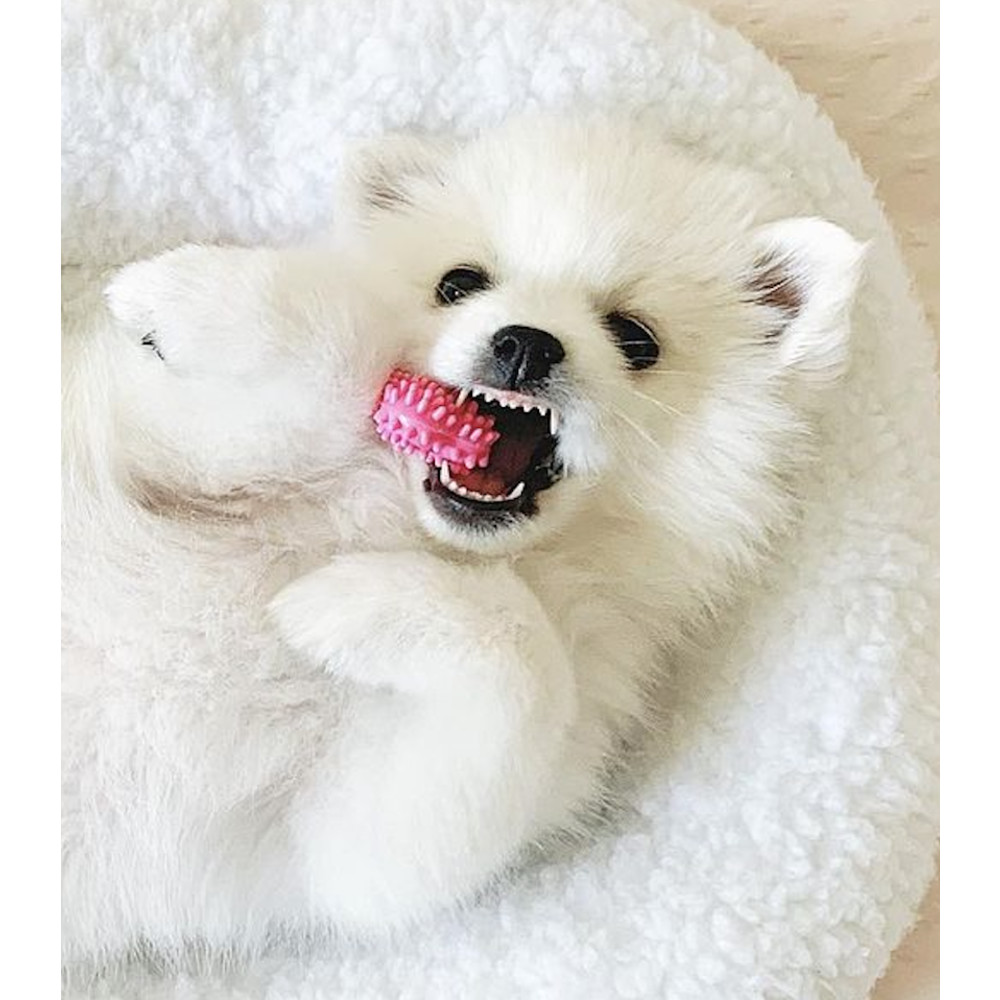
354, 138, 450, 215
747, 251, 805, 337
363, 174, 412, 212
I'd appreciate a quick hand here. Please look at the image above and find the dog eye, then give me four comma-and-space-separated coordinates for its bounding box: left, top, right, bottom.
604, 312, 660, 370
435, 267, 491, 305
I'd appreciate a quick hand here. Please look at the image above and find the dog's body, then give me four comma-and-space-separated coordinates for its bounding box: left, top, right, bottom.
62, 117, 863, 964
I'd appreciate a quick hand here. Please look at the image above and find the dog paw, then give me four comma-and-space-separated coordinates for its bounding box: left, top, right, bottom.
270, 551, 502, 690
104, 245, 277, 377
270, 552, 428, 657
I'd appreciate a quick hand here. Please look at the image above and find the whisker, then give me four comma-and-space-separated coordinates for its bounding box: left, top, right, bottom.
578, 374, 686, 418
605, 409, 660, 450
583, 369, 691, 386
631, 390, 683, 419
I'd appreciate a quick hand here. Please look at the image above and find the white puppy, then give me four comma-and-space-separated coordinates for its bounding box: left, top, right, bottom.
62, 116, 864, 967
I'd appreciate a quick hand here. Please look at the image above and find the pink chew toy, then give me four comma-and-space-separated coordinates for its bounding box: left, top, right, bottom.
372, 369, 499, 471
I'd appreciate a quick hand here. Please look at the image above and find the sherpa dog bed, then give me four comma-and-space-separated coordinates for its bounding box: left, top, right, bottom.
61, 0, 940, 997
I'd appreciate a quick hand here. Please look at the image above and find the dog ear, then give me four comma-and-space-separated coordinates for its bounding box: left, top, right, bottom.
340, 133, 453, 218
745, 217, 866, 381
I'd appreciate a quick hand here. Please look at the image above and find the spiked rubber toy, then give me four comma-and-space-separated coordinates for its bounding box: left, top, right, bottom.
372, 369, 499, 471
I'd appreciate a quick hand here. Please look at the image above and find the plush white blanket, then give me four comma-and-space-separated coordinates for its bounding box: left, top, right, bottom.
61, 1, 939, 998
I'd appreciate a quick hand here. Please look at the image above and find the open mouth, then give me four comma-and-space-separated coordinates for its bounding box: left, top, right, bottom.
424, 385, 563, 524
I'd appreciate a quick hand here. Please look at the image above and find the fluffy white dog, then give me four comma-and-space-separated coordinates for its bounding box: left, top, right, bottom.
62, 116, 863, 966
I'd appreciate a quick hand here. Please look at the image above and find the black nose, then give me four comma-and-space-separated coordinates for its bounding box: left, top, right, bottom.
488, 325, 565, 390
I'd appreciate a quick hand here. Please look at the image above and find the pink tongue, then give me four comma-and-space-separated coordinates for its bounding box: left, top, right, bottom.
450, 425, 538, 496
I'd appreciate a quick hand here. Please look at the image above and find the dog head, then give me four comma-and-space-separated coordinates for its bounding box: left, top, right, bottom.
342, 117, 865, 556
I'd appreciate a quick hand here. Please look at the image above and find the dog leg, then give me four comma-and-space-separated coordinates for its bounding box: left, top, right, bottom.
99, 244, 400, 491
106, 245, 358, 375
269, 550, 579, 928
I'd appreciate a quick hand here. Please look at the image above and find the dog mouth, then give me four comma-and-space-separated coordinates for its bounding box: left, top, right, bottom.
423, 385, 563, 525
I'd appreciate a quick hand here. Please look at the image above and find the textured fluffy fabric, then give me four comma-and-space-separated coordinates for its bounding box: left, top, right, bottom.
61, 1, 939, 998
695, 0, 939, 343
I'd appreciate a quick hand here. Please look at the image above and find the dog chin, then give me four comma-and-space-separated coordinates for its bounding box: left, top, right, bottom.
409, 452, 585, 556
413, 479, 578, 555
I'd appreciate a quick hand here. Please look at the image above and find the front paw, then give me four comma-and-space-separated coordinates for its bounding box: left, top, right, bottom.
269, 552, 440, 676
105, 244, 279, 377
270, 551, 531, 691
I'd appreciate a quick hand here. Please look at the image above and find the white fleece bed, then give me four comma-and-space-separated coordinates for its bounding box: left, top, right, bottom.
61, 1, 940, 998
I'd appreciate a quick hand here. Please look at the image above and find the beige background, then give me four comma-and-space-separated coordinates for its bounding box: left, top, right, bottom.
690, 3, 940, 998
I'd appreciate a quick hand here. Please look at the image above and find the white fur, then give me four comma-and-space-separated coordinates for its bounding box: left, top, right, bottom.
63, 116, 863, 968
62, 2, 940, 997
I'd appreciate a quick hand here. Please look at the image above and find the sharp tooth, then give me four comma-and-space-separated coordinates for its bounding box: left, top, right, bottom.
456, 387, 470, 407
457, 486, 469, 497
508, 481, 525, 500
536, 404, 549, 416
440, 461, 453, 485
549, 409, 560, 436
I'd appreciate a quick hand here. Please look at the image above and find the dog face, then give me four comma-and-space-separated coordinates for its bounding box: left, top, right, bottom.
101, 117, 862, 562
346, 117, 864, 555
